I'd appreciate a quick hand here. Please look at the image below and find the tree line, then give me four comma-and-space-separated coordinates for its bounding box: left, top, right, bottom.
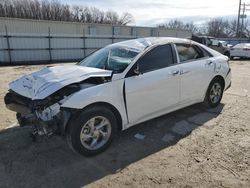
1, 0, 249, 38
159, 18, 250, 38
0, 0, 134, 25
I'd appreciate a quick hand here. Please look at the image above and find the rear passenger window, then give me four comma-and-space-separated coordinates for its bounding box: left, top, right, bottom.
176, 44, 205, 62
138, 44, 174, 73
202, 49, 213, 58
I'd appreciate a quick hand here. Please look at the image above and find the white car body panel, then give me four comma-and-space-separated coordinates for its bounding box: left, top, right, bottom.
214, 56, 232, 90
9, 65, 112, 100
125, 65, 180, 124
230, 43, 250, 58
7, 37, 232, 132
230, 48, 250, 57
61, 79, 129, 127
178, 58, 215, 103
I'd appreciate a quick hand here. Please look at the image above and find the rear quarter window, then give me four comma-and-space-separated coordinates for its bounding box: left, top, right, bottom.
175, 44, 212, 63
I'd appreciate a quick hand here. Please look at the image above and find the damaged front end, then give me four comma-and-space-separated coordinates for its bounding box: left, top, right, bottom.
4, 65, 112, 138
5, 77, 110, 139
4, 84, 80, 137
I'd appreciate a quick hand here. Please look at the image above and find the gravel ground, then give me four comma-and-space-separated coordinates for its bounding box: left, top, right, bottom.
0, 61, 249, 188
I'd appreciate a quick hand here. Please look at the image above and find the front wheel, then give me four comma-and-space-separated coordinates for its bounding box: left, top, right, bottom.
203, 78, 224, 108
66, 105, 118, 156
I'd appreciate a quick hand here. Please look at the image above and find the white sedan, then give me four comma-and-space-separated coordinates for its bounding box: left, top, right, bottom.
5, 37, 232, 156
230, 43, 250, 59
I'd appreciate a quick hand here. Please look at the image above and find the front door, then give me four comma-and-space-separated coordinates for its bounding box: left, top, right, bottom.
125, 44, 180, 124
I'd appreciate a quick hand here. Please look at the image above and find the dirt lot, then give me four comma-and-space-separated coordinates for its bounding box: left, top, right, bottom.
0, 61, 249, 188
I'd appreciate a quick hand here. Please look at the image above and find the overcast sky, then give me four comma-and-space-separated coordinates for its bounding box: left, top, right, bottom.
63, 0, 240, 26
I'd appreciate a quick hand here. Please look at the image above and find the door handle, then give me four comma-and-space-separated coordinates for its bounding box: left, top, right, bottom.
171, 70, 180, 76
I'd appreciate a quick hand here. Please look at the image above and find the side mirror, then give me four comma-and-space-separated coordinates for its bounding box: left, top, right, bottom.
134, 68, 141, 76
133, 63, 142, 76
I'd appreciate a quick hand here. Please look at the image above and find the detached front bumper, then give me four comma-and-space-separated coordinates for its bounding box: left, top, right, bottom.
5, 92, 31, 116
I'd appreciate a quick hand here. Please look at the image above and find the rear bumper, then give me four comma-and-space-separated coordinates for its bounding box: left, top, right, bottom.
224, 68, 232, 91
230, 53, 250, 58
225, 81, 231, 91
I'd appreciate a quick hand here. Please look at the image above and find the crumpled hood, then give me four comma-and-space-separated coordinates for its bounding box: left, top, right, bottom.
9, 65, 112, 100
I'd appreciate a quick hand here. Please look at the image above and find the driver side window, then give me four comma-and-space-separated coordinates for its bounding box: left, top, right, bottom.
137, 44, 174, 73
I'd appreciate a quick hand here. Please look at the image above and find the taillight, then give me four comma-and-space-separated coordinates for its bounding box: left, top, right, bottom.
243, 48, 250, 51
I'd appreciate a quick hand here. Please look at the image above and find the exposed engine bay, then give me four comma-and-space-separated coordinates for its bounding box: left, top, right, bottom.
5, 66, 112, 139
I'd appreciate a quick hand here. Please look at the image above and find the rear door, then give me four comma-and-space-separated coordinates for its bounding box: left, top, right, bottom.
175, 44, 215, 103
125, 44, 180, 124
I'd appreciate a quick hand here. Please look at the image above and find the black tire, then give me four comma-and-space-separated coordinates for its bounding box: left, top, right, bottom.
230, 56, 234, 60
203, 78, 224, 108
66, 105, 118, 156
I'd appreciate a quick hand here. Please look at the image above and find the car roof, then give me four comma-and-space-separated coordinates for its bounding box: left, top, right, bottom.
108, 37, 192, 52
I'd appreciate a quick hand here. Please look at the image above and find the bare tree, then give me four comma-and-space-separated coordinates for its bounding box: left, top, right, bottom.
206, 18, 230, 37
0, 0, 134, 25
204, 18, 250, 38
159, 19, 198, 33
164, 20, 184, 29
104, 11, 119, 24
184, 22, 198, 33
118, 12, 134, 25
241, 19, 250, 38
225, 20, 237, 37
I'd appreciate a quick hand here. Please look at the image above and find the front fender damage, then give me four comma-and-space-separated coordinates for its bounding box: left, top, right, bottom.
5, 77, 110, 138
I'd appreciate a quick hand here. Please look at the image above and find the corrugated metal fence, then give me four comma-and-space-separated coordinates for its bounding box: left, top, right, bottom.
218, 38, 250, 46
0, 18, 192, 65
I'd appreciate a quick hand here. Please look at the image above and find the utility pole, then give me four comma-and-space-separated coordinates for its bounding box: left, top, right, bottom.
237, 0, 242, 35
237, 0, 250, 37
241, 3, 246, 38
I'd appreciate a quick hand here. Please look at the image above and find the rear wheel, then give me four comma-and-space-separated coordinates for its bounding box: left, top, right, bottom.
203, 78, 224, 108
66, 105, 118, 156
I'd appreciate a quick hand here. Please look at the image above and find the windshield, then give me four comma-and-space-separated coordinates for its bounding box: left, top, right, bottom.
78, 45, 140, 73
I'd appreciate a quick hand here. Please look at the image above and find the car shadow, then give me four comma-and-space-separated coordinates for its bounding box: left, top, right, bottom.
230, 58, 250, 61
0, 103, 224, 188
